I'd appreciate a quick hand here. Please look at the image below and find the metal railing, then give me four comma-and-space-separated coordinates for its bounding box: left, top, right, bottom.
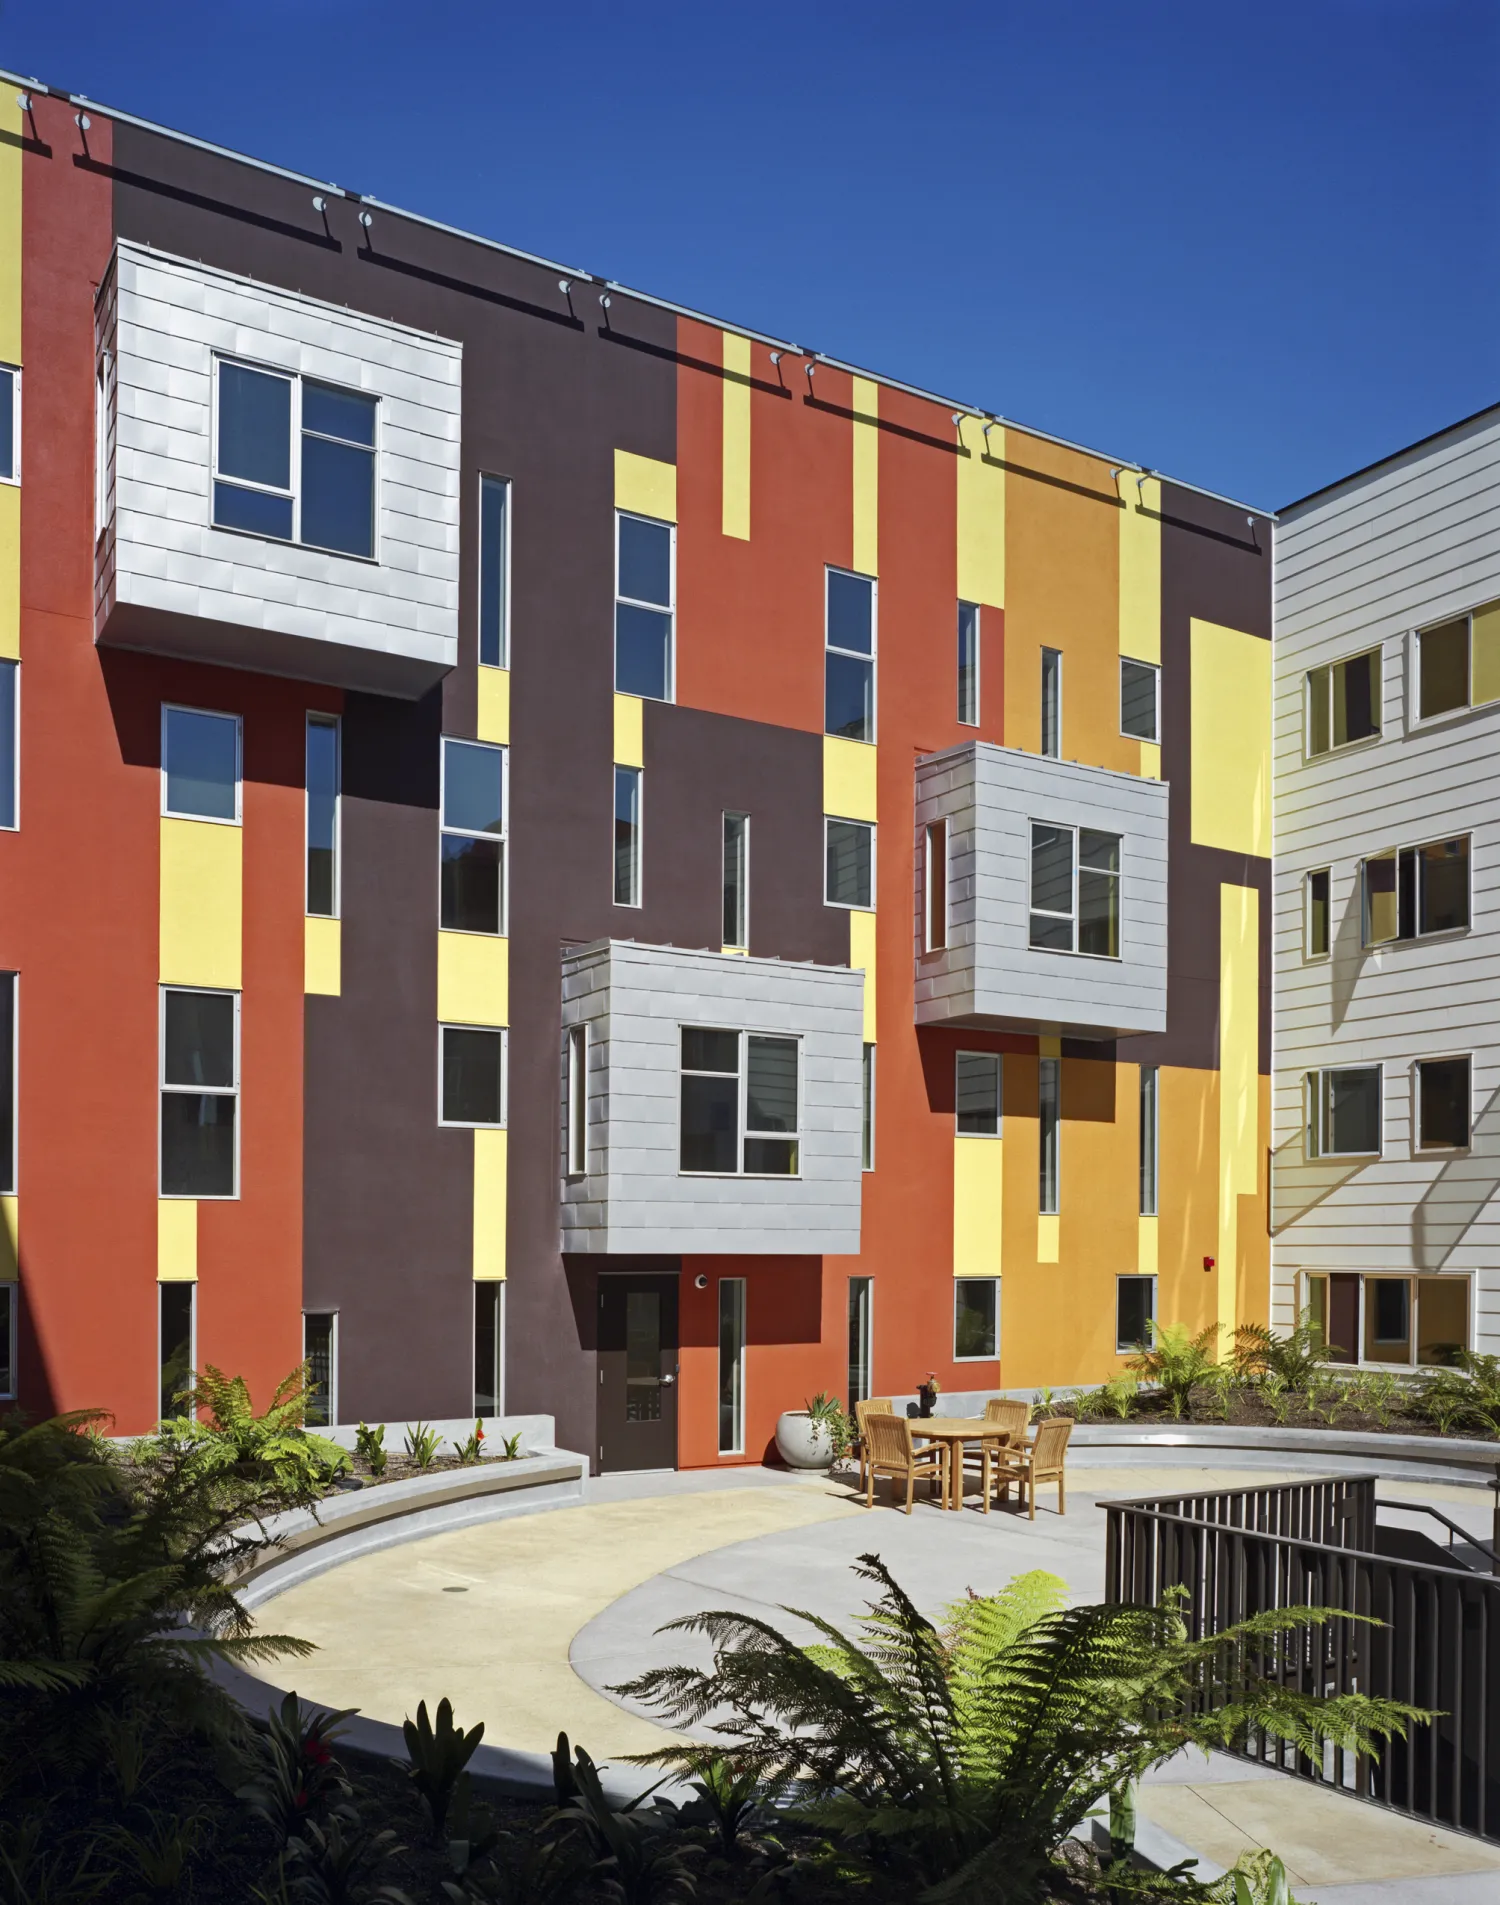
1104, 1475, 1500, 1843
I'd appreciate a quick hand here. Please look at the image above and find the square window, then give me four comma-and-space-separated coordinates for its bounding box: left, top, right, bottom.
954, 1279, 998, 1359
1417, 1056, 1469, 1150
162, 707, 240, 822
955, 1051, 1000, 1135
1311, 1066, 1381, 1158
825, 817, 874, 908
1119, 658, 1159, 741
679, 1028, 800, 1177
1307, 649, 1380, 756
441, 1025, 506, 1127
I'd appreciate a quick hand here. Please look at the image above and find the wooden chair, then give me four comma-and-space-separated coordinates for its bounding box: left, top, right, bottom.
983, 1416, 1072, 1519
960, 1398, 1032, 1500
854, 1398, 895, 1491
863, 1411, 948, 1514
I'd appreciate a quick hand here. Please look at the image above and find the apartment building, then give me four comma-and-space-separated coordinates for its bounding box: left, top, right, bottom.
0, 81, 1271, 1466
1273, 406, 1500, 1367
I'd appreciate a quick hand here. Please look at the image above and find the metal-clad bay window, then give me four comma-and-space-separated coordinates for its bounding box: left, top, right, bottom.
440, 738, 506, 934
162, 706, 241, 823
305, 714, 340, 917
160, 988, 238, 1198
679, 1028, 799, 1176
478, 475, 511, 668
213, 361, 377, 560
825, 568, 875, 741
1029, 823, 1120, 956
615, 512, 674, 701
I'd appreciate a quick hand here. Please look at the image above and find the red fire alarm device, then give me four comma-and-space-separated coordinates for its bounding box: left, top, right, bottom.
1202, 1256, 1216, 1272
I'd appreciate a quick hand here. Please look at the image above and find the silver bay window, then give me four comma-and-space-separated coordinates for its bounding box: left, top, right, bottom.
680, 1028, 799, 1176
213, 360, 377, 560
1029, 822, 1121, 956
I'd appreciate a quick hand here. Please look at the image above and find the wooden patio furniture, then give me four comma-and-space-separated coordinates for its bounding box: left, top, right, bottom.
983, 1415, 1073, 1519
853, 1397, 895, 1490
863, 1410, 949, 1514
961, 1397, 1032, 1492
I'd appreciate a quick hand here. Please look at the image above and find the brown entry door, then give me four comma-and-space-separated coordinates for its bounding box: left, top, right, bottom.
597, 1275, 679, 1472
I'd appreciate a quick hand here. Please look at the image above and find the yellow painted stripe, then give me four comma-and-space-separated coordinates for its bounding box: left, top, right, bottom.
1137, 1214, 1159, 1277
722, 333, 751, 541
160, 818, 242, 989
614, 449, 677, 523
1217, 884, 1259, 1337
0, 488, 17, 660
305, 915, 341, 996
157, 1200, 198, 1281
823, 735, 877, 823
851, 377, 879, 576
1190, 620, 1271, 857
849, 908, 877, 1044
0, 1195, 16, 1280
953, 1135, 1002, 1277
613, 693, 644, 768
0, 91, 19, 363
1036, 1212, 1060, 1264
1119, 475, 1161, 663
476, 666, 510, 745
1139, 741, 1161, 780
1038, 1034, 1061, 1059
438, 931, 509, 1027
473, 1126, 507, 1279
956, 417, 1004, 608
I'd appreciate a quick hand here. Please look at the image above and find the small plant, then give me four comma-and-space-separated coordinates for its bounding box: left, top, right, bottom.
405, 1422, 442, 1469
1205, 1367, 1235, 1422
1364, 1371, 1401, 1428
1234, 1316, 1337, 1391
675, 1754, 783, 1861
1415, 1351, 1500, 1436
402, 1698, 486, 1844
1261, 1370, 1294, 1426
1306, 1373, 1347, 1426
453, 1421, 486, 1466
1128, 1321, 1223, 1418
804, 1391, 854, 1464
1034, 1384, 1055, 1412
237, 1690, 355, 1846
550, 1731, 579, 1808
499, 1432, 524, 1461
1100, 1373, 1138, 1420
354, 1422, 388, 1477
1222, 1848, 1305, 1904
552, 1743, 697, 1903
280, 1814, 413, 1905
106, 1811, 204, 1896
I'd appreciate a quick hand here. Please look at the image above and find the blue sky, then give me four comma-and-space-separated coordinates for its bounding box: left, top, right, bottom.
5, 1, 1494, 508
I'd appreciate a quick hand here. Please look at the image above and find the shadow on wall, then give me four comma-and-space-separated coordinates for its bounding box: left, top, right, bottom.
1269, 1126, 1363, 1233
1329, 875, 1366, 1035
1412, 1081, 1500, 1272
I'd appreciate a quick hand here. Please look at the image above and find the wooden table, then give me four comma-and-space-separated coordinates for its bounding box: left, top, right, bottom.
912, 1418, 1021, 1511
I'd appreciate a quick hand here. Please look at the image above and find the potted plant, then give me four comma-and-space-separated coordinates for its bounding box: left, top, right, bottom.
775, 1391, 853, 1470
917, 1372, 942, 1419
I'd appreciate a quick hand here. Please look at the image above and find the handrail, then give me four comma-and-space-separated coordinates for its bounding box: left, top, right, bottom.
1374, 1497, 1500, 1571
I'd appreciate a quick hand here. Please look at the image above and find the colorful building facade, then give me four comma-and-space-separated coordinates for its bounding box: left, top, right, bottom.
0, 80, 1272, 1466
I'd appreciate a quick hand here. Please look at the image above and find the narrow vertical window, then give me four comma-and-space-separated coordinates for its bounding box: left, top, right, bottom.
1038, 1055, 1060, 1214
300, 383, 377, 560
474, 1282, 503, 1416
825, 818, 874, 908
1138, 1064, 1158, 1216
614, 766, 642, 906
924, 820, 947, 952
1040, 648, 1062, 758
0, 364, 18, 484
954, 1279, 999, 1358
478, 475, 511, 668
957, 601, 979, 726
0, 1283, 14, 1401
213, 361, 293, 540
717, 1277, 746, 1456
1119, 658, 1160, 741
956, 1052, 1001, 1135
0, 972, 13, 1195
861, 1044, 876, 1170
0, 661, 15, 831
1116, 1275, 1155, 1352
722, 812, 749, 950
566, 1025, 588, 1176
159, 1282, 194, 1423
440, 738, 507, 934
95, 355, 111, 537
160, 989, 238, 1198
847, 1276, 873, 1412
303, 1312, 335, 1426
1305, 868, 1330, 958
825, 568, 876, 742
615, 513, 675, 701
305, 714, 339, 917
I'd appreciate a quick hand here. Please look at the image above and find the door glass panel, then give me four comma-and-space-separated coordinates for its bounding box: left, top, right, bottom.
625, 1290, 662, 1422
1417, 1278, 1467, 1367
1364, 1278, 1412, 1365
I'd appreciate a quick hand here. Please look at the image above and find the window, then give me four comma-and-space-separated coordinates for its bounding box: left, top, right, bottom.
957, 601, 979, 725
1308, 1272, 1469, 1369
956, 1052, 1001, 1136
0, 1283, 14, 1401
213, 361, 377, 559
614, 766, 642, 907
615, 512, 674, 701
305, 715, 339, 917
1415, 605, 1500, 720
1029, 823, 1121, 956
440, 738, 506, 934
0, 364, 19, 483
0, 659, 14, 830
718, 1277, 746, 1456
1306, 649, 1380, 756
1120, 658, 1159, 742
679, 1028, 799, 1176
1040, 648, 1062, 758
0, 972, 13, 1196
95, 354, 111, 536
825, 568, 875, 742
161, 989, 238, 1197
722, 812, 749, 949
162, 706, 241, 823
847, 1276, 872, 1413
158, 1282, 194, 1422
924, 821, 947, 951
1038, 1056, 1060, 1213
1306, 1065, 1381, 1159
1417, 1055, 1470, 1150
479, 475, 511, 668
825, 817, 874, 908
1139, 1064, 1158, 1216
565, 1025, 588, 1177
441, 1025, 506, 1127
954, 1279, 999, 1359
1363, 836, 1469, 944
1116, 1275, 1155, 1352
303, 1312, 335, 1427
1305, 869, 1330, 959
861, 1044, 876, 1171
474, 1282, 503, 1415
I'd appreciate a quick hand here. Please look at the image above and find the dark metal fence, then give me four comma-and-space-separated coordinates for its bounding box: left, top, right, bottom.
1104, 1475, 1500, 1843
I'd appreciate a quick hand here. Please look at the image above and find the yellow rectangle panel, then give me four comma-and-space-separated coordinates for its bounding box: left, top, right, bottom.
473, 1126, 507, 1279
953, 1135, 1002, 1277
0, 91, 19, 363
823, 735, 878, 822
159, 818, 242, 989
1038, 1034, 1061, 1059
1119, 475, 1161, 663
1472, 601, 1500, 706
613, 693, 644, 768
1036, 1212, 1060, 1264
1137, 1215, 1159, 1277
438, 931, 509, 1027
157, 1200, 198, 1281
614, 449, 677, 523
722, 333, 751, 541
851, 377, 879, 576
0, 486, 18, 660
1139, 742, 1161, 780
955, 417, 1004, 608
476, 666, 510, 745
1190, 620, 1271, 857
0, 1195, 16, 1280
305, 916, 341, 996
848, 907, 877, 1044
1217, 884, 1260, 1337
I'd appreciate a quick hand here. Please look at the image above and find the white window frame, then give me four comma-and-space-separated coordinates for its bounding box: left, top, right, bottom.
157, 1280, 196, 1424
211, 356, 381, 562
614, 509, 676, 703
847, 1275, 874, 1410
722, 811, 750, 950
305, 712, 341, 920
94, 353, 113, 537
1413, 1052, 1472, 1154
478, 473, 512, 670
861, 1043, 876, 1171
1303, 1269, 1472, 1372
953, 1276, 1000, 1362
439, 736, 509, 936
1138, 1063, 1158, 1217
0, 971, 15, 1197
1040, 647, 1062, 758
923, 820, 948, 952
1028, 821, 1122, 959
438, 1022, 508, 1129
824, 565, 877, 743
0, 1281, 15, 1401
614, 765, 643, 909
302, 1310, 338, 1427
0, 363, 20, 487
1305, 647, 1382, 760
1305, 1064, 1383, 1161
1410, 609, 1493, 725
161, 704, 243, 826
0, 658, 17, 833
679, 1027, 803, 1179
1119, 656, 1160, 742
955, 1050, 1002, 1138
565, 1024, 588, 1178
1304, 867, 1331, 961
717, 1275, 747, 1457
824, 816, 876, 910
159, 985, 241, 1200
1361, 835, 1470, 947
957, 599, 980, 726
1115, 1273, 1157, 1352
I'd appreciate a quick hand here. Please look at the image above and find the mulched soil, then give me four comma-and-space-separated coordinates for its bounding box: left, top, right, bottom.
1046, 1387, 1500, 1441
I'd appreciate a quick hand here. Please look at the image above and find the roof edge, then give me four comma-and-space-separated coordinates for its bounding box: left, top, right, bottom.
1279, 399, 1500, 517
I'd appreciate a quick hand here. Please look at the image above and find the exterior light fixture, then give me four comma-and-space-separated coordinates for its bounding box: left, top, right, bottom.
16, 93, 31, 113
694, 1273, 708, 1290
75, 112, 90, 131
311, 195, 327, 213
558, 278, 572, 295
769, 350, 781, 366
599, 293, 611, 309
357, 210, 373, 231
951, 412, 964, 428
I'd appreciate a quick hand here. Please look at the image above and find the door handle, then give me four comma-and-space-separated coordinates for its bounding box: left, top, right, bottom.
662, 1374, 676, 1385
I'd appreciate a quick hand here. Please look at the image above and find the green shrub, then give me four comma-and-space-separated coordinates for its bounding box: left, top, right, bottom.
805, 1391, 854, 1464
402, 1697, 485, 1844
1234, 1317, 1336, 1391
1414, 1351, 1500, 1436
354, 1422, 388, 1477
453, 1422, 486, 1466
404, 1423, 442, 1470
156, 1363, 349, 1496
1127, 1321, 1223, 1418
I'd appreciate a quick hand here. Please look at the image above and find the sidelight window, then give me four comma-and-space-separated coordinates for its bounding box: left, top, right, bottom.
0, 972, 13, 1196
1138, 1064, 1159, 1216
0, 659, 15, 831
303, 1312, 336, 1426
1040, 648, 1062, 757
614, 767, 642, 907
679, 1027, 799, 1176
0, 364, 18, 484
478, 475, 511, 668
440, 738, 506, 934
722, 812, 749, 950
1038, 1056, 1060, 1213
957, 601, 980, 725
717, 1277, 746, 1455
474, 1283, 503, 1416
159, 1283, 194, 1423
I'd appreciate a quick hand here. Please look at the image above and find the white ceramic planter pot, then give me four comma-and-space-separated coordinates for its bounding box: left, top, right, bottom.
775, 1409, 835, 1470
